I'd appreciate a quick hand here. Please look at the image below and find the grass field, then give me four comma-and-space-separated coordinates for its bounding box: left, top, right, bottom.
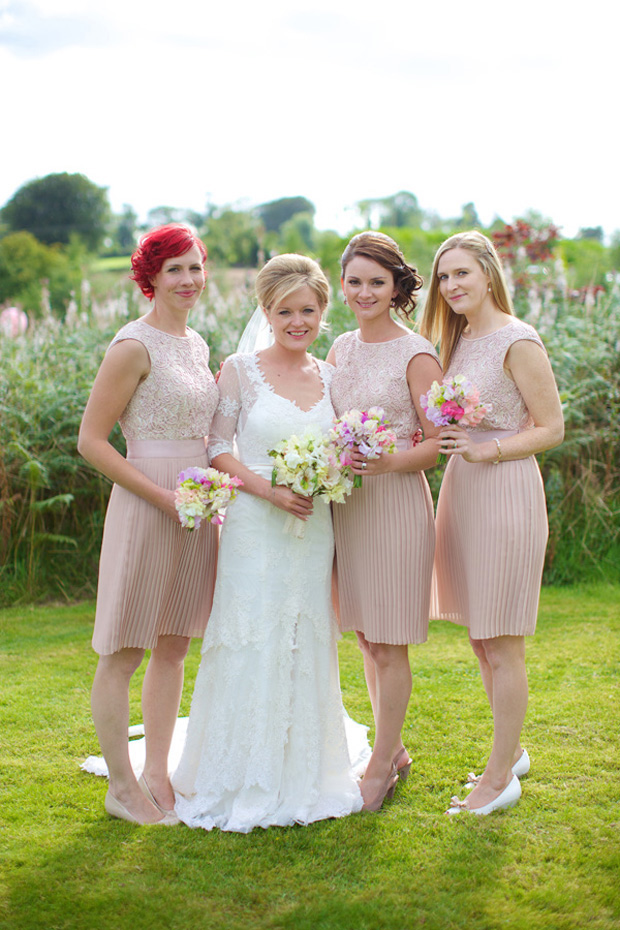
1, 585, 618, 930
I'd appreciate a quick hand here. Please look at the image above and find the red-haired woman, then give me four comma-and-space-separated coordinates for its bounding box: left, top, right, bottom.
79, 225, 219, 825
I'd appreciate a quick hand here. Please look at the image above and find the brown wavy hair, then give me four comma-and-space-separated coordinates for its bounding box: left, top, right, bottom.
340, 231, 423, 321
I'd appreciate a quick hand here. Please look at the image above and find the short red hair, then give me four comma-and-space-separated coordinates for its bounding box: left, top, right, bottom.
130, 224, 207, 300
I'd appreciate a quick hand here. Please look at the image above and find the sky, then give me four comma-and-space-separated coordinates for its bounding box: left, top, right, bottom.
1, 0, 618, 239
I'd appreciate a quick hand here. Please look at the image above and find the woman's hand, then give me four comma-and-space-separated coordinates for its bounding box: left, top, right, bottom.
271, 486, 314, 520
348, 448, 394, 477
438, 426, 484, 463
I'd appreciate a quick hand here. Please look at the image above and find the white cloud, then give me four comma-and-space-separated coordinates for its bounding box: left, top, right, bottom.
0, 0, 618, 237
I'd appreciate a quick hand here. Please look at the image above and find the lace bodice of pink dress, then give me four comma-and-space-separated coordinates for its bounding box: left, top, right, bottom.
110, 318, 218, 441
329, 328, 438, 645
330, 329, 438, 436
447, 319, 545, 432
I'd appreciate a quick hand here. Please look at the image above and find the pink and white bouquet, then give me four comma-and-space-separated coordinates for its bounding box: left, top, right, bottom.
175, 466, 243, 529
330, 407, 398, 487
419, 375, 490, 464
268, 426, 354, 537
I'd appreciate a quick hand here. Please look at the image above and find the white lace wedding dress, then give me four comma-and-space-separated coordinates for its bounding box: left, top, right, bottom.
171, 352, 369, 832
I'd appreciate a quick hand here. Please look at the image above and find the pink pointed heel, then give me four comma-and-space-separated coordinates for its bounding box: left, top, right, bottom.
361, 765, 399, 812
393, 747, 412, 782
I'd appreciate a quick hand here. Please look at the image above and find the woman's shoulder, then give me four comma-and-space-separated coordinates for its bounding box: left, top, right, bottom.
499, 318, 545, 350
331, 329, 358, 352
400, 329, 438, 353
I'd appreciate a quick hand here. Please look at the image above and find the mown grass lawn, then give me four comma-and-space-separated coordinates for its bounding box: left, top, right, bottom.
1, 585, 618, 930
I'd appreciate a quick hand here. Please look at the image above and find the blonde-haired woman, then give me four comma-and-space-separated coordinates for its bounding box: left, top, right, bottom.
172, 254, 369, 832
420, 231, 564, 815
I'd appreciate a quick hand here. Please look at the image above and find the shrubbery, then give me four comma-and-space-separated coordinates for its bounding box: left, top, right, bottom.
1, 256, 618, 604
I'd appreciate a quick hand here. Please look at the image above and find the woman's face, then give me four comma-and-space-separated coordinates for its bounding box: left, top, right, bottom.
265, 284, 323, 352
150, 245, 206, 313
436, 247, 491, 318
342, 255, 397, 324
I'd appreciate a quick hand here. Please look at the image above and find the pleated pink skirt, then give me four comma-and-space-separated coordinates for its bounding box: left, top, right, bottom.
432, 435, 548, 639
333, 470, 435, 645
92, 439, 218, 655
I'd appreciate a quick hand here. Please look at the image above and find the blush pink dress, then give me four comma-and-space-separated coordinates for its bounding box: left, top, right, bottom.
91, 319, 220, 655
433, 319, 550, 639
330, 329, 438, 645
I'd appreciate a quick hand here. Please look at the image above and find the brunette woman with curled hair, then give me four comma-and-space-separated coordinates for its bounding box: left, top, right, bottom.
327, 231, 442, 811
421, 231, 563, 815
79, 224, 219, 825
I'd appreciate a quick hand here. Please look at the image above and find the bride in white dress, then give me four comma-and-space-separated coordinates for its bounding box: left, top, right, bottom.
171, 254, 368, 832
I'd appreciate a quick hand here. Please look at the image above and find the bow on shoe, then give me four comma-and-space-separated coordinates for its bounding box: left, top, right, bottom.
446, 795, 469, 815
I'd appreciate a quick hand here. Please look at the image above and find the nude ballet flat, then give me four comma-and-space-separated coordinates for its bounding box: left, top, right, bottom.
465, 748, 530, 789
392, 747, 413, 782
362, 765, 399, 812
446, 774, 521, 816
104, 789, 179, 826
138, 774, 179, 822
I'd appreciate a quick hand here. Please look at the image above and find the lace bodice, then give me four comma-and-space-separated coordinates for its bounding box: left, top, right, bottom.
330, 329, 439, 438
207, 352, 335, 465
447, 319, 546, 431
109, 319, 219, 440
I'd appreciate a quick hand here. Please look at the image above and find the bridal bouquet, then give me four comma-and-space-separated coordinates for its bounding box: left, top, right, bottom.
175, 467, 243, 529
330, 407, 398, 487
419, 375, 490, 464
268, 426, 354, 537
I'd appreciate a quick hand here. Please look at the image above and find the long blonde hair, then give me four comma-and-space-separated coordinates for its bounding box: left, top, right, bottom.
420, 231, 514, 370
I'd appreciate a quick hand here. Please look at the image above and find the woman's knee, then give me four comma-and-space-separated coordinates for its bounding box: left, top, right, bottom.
151, 635, 191, 666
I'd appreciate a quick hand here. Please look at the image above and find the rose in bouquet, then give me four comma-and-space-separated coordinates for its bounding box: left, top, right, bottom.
330, 407, 398, 487
175, 466, 243, 529
268, 425, 354, 537
419, 375, 490, 464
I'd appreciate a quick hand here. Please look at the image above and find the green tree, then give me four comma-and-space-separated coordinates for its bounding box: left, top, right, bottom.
356, 191, 424, 229
203, 206, 261, 267
0, 231, 81, 316
146, 206, 204, 229
577, 226, 604, 243
257, 197, 315, 233
2, 172, 110, 251
279, 212, 315, 253
457, 202, 481, 229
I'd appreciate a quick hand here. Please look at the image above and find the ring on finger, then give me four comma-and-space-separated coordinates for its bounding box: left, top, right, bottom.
453, 441, 457, 449
361, 462, 367, 470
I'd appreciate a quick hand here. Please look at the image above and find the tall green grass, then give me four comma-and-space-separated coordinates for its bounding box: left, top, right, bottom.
1, 277, 618, 604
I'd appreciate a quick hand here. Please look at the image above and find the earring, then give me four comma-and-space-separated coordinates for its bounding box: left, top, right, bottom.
488, 284, 492, 292
343, 295, 348, 304
268, 324, 273, 333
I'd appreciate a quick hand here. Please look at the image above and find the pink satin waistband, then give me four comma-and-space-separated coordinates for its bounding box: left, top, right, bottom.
468, 428, 519, 444
126, 439, 206, 458
395, 438, 413, 451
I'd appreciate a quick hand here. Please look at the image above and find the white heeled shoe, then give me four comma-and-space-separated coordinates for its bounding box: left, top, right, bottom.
465, 749, 530, 789
447, 774, 521, 816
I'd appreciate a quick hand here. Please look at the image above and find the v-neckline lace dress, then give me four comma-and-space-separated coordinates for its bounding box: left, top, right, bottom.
171, 352, 369, 832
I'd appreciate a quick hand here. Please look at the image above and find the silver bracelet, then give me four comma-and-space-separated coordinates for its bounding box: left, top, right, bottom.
493, 438, 502, 465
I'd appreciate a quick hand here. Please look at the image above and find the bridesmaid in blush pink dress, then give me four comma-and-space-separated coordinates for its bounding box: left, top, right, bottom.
78, 225, 219, 825
327, 232, 442, 812
420, 231, 564, 816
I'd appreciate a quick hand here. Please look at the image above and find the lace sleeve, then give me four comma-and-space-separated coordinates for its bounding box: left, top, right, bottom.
207, 357, 242, 460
